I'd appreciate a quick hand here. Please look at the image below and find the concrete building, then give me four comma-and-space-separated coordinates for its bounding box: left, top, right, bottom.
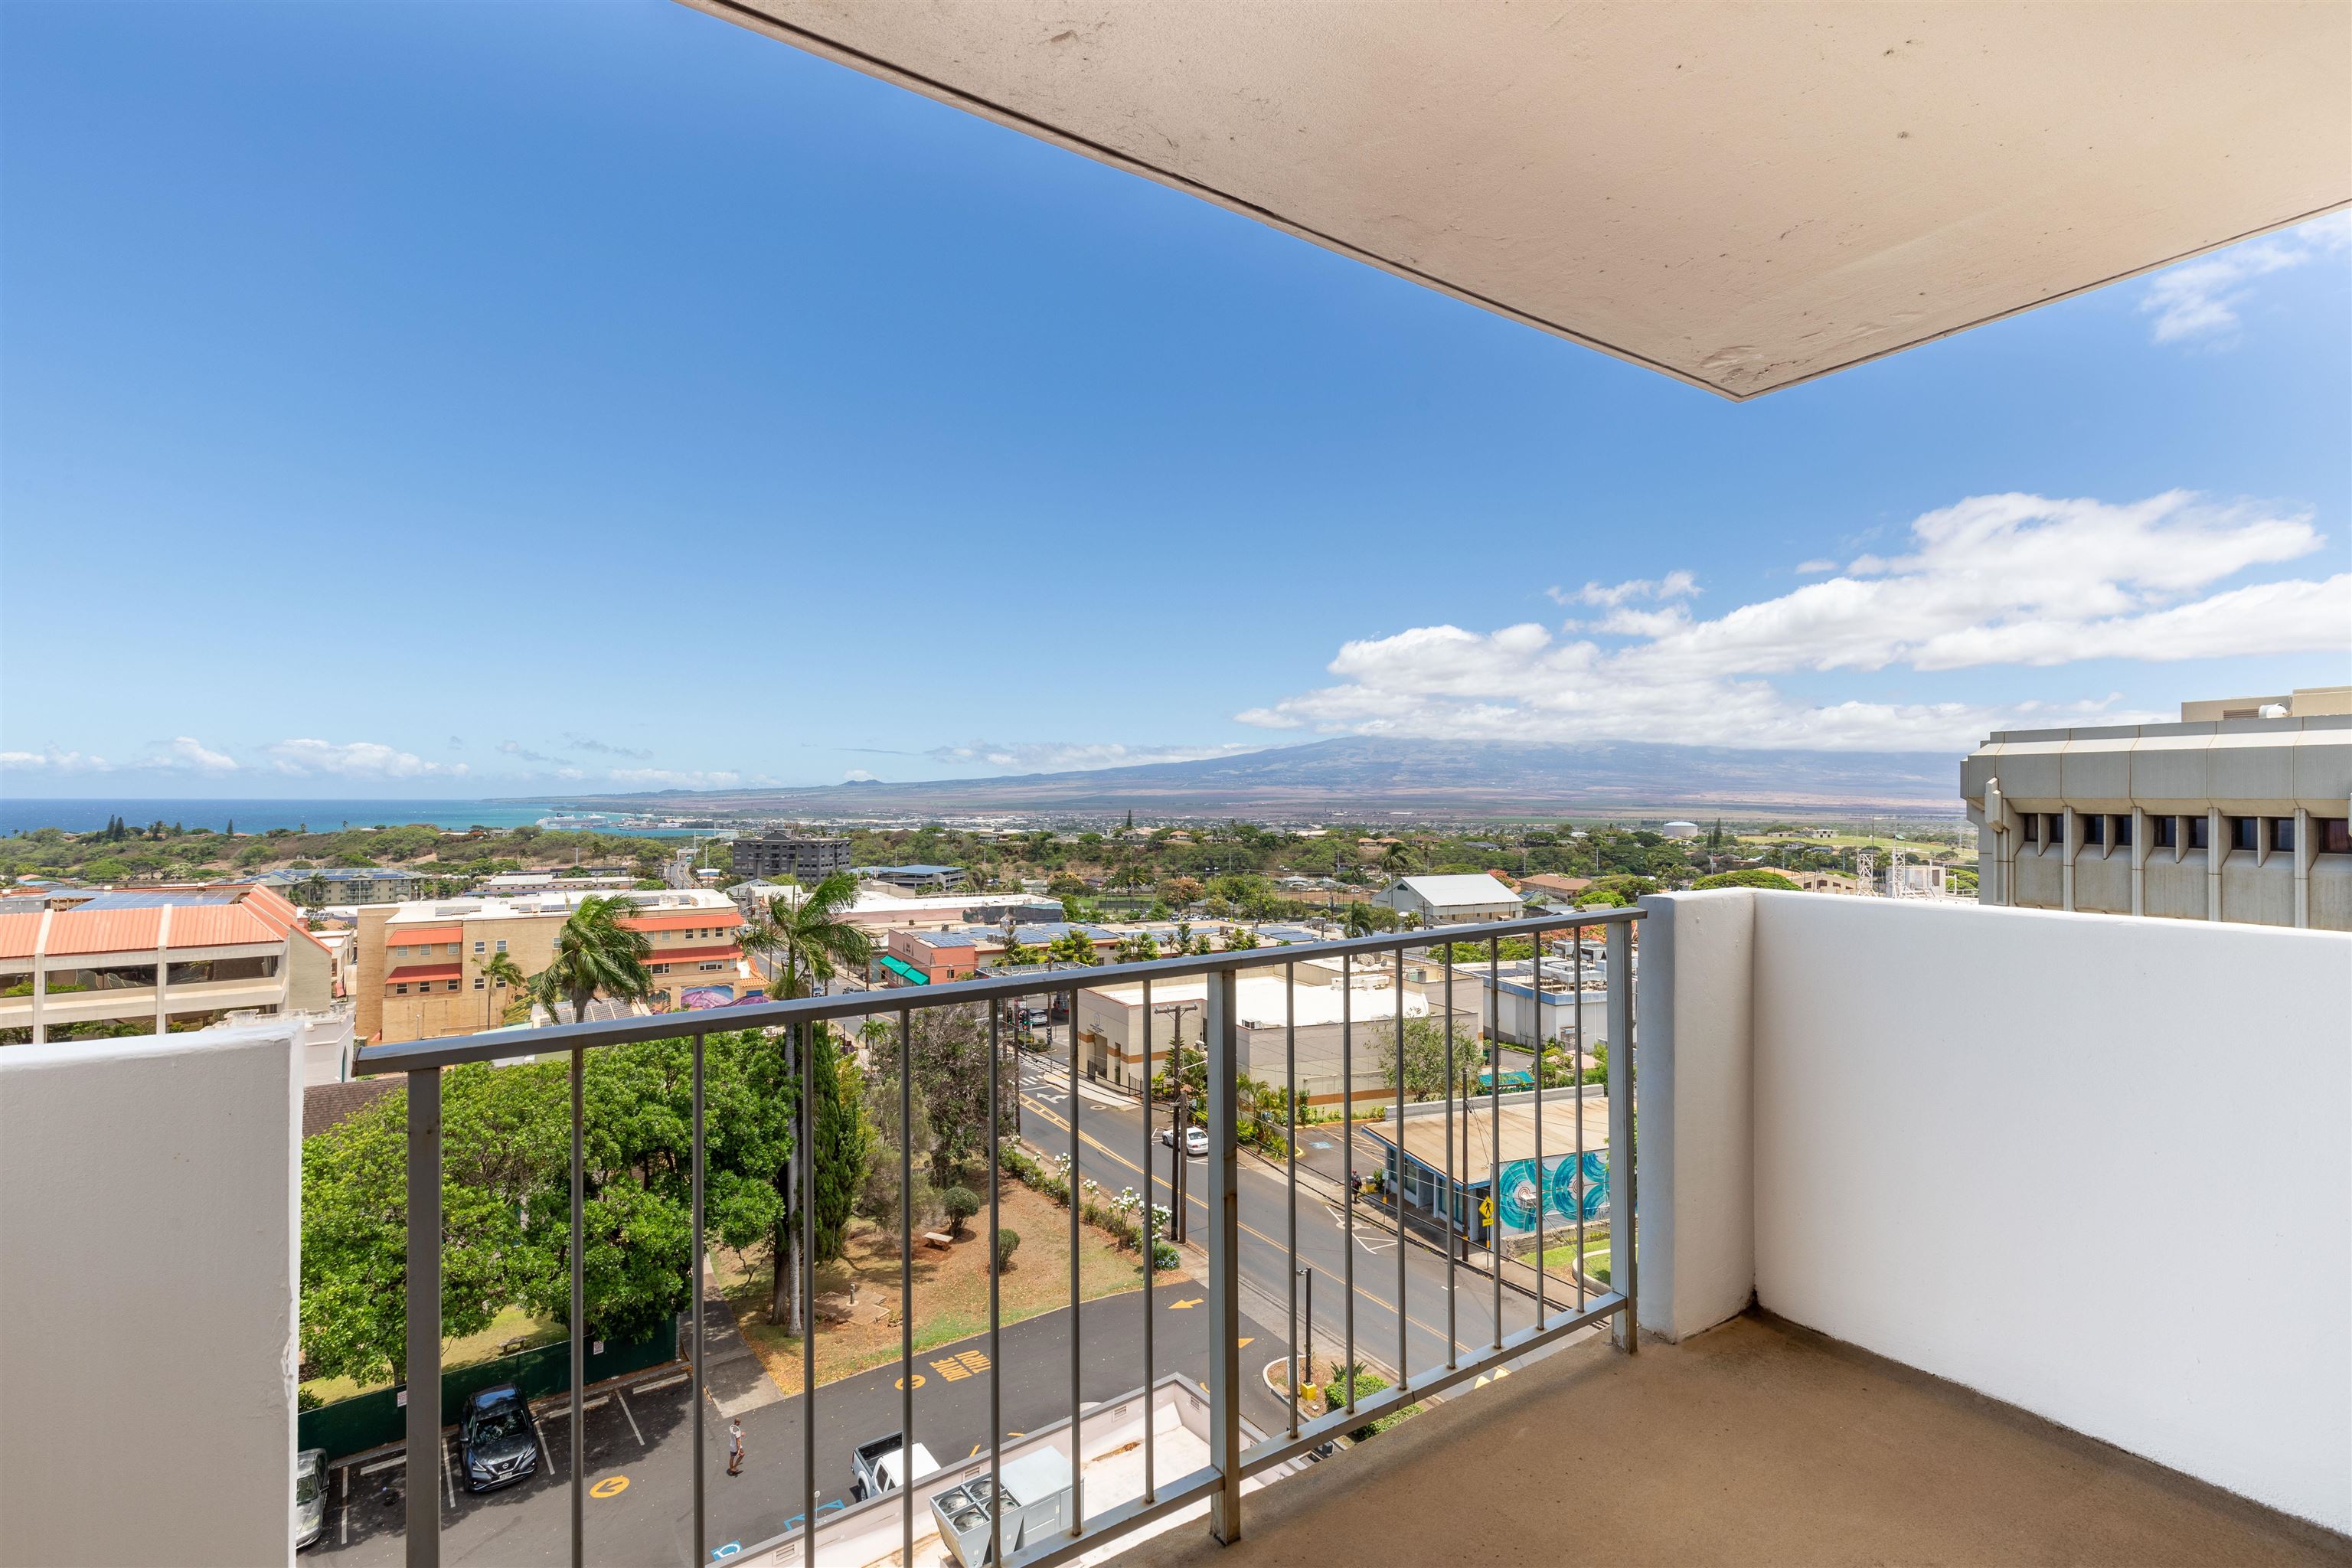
881, 928, 982, 985
837, 889, 1064, 936
1074, 966, 1476, 1102
473, 870, 641, 896
1961, 701, 2352, 930
854, 863, 968, 892
354, 888, 748, 1044
730, 831, 853, 884
1361, 1089, 1611, 1250
253, 866, 427, 905
0, 884, 336, 1045
1376, 873, 1523, 926
1787, 870, 1860, 895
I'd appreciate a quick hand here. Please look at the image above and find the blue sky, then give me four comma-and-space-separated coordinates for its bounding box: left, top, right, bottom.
4, 2, 2347, 799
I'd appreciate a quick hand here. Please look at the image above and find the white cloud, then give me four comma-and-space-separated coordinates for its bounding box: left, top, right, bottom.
1, 737, 235, 774
266, 738, 464, 779
1795, 559, 1838, 575
1238, 489, 2344, 752
1547, 570, 1698, 609
923, 740, 1263, 773
844, 769, 880, 782
149, 736, 238, 773
1, 746, 112, 772
563, 731, 654, 760
2139, 213, 2351, 346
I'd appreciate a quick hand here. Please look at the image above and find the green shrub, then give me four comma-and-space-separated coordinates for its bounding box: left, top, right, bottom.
992, 1227, 1021, 1272
942, 1185, 981, 1234
1151, 1240, 1181, 1271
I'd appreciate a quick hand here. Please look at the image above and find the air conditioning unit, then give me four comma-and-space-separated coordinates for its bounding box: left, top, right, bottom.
929, 1449, 1073, 1568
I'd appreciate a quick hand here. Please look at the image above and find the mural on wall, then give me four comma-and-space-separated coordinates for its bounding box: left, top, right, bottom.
1495, 1151, 1609, 1232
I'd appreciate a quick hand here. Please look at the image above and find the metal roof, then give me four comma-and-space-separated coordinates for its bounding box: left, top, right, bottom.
1392, 874, 1521, 905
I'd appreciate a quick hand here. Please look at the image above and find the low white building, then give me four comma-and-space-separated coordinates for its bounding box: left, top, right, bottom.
1375, 874, 1522, 926
1075, 967, 1476, 1104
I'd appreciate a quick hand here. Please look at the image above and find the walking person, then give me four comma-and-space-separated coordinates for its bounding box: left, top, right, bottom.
727, 1418, 744, 1477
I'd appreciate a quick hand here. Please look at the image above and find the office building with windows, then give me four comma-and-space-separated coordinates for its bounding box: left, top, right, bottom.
730, 831, 853, 884
1962, 691, 2352, 930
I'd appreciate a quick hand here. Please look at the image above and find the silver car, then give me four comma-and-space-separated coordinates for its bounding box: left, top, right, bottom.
295, 1447, 327, 1550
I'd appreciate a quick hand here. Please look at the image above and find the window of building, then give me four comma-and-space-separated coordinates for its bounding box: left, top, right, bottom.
2046, 813, 2065, 844
2189, 815, 2209, 850
473, 976, 485, 990
2152, 815, 2177, 849
2272, 818, 2296, 853
446, 980, 460, 992
495, 939, 507, 952
2112, 815, 2132, 848
474, 940, 485, 954
2319, 818, 2352, 854
699, 961, 724, 972
2082, 815, 2105, 848
652, 963, 669, 975
2230, 816, 2259, 852
2021, 815, 2039, 843
394, 983, 408, 995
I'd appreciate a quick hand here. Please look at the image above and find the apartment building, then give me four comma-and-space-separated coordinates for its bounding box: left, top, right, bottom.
853, 862, 967, 892
1961, 691, 2352, 930
0, 883, 335, 1044
730, 831, 852, 883
253, 866, 428, 905
354, 889, 747, 1044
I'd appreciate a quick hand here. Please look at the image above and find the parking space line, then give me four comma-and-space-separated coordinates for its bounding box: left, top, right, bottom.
443, 1436, 459, 1508
338, 1464, 350, 1547
358, 1455, 405, 1477
535, 1419, 555, 1475
616, 1390, 646, 1447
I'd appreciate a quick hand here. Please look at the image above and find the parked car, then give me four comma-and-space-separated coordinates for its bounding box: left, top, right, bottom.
460, 1383, 538, 1492
294, 1447, 327, 1549
1158, 1125, 1210, 1157
850, 1432, 940, 1502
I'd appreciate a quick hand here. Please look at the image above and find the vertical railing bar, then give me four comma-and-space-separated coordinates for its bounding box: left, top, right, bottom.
1610, 918, 1638, 1354
691, 1030, 707, 1566
1140, 972, 1155, 1504
1488, 935, 1501, 1352
800, 1020, 817, 1563
988, 999, 1004, 1568
1341, 950, 1355, 1414
1442, 946, 1456, 1370
1205, 965, 1242, 1546
1284, 959, 1298, 1436
899, 1007, 915, 1568
403, 1066, 442, 1568
1534, 923, 1547, 1331
1574, 924, 1586, 1313
570, 1044, 585, 1568
1067, 983, 1083, 1536
1393, 940, 1408, 1390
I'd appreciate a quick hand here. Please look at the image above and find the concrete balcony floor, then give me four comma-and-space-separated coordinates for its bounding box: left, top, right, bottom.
1116, 1312, 2351, 1568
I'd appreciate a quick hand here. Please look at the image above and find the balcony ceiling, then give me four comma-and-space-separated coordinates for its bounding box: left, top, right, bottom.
687, 1, 2351, 398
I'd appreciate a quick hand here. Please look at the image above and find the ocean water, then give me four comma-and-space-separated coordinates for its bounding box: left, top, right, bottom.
2, 798, 570, 835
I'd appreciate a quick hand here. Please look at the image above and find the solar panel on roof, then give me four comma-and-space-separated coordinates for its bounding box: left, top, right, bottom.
74, 890, 243, 909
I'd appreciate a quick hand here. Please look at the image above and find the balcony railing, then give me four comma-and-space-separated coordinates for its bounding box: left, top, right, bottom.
352, 907, 1641, 1568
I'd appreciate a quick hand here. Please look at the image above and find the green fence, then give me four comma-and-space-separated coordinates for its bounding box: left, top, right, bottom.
299, 1316, 680, 1462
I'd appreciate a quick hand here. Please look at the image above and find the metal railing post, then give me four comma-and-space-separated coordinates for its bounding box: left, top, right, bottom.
691, 1031, 707, 1564
1204, 965, 1243, 1545
404, 1067, 442, 1568
569, 1046, 585, 1568
1606, 920, 1637, 1353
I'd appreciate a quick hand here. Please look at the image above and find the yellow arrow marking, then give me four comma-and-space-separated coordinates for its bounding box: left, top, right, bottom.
1236, 1337, 1255, 1348
589, 1475, 629, 1499
1169, 1297, 1204, 1309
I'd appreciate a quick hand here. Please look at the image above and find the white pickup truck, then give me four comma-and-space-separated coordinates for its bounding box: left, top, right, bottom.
850, 1432, 941, 1502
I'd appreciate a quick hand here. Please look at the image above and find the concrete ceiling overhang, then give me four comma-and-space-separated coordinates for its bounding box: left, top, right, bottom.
683, 0, 2350, 399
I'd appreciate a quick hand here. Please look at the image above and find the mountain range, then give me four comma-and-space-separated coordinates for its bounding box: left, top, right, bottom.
556, 737, 1966, 818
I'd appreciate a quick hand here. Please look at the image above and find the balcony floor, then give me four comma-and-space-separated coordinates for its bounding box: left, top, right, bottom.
1115, 1312, 2350, 1567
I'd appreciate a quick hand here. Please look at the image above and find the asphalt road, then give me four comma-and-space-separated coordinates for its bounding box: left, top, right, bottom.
315, 1283, 1282, 1567
1009, 1056, 1546, 1389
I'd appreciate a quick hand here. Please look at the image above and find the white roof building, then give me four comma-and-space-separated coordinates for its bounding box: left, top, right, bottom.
1376, 874, 1522, 926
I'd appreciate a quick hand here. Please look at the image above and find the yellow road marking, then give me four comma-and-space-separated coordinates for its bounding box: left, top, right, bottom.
894, 1374, 926, 1391
589, 1475, 629, 1500
1169, 1297, 1204, 1310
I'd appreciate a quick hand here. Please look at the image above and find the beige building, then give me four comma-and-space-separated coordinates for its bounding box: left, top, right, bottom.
355, 888, 749, 1044
0, 884, 336, 1045
1961, 694, 2352, 930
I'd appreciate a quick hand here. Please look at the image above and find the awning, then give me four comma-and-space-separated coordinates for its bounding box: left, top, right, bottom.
877, 954, 930, 985
691, 2, 2350, 398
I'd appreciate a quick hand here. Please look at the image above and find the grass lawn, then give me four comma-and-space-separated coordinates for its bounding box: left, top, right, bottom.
300, 1303, 567, 1406
1536, 1235, 1612, 1287
720, 1175, 1175, 1396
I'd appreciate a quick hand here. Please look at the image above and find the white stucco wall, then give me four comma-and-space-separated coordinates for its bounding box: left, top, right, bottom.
1637, 890, 2352, 1534
1, 1024, 302, 1567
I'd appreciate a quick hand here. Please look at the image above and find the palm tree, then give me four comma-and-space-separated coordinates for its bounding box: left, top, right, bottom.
537, 894, 655, 1023
296, 871, 331, 909
735, 872, 874, 998
479, 950, 534, 1024
1343, 902, 1380, 938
